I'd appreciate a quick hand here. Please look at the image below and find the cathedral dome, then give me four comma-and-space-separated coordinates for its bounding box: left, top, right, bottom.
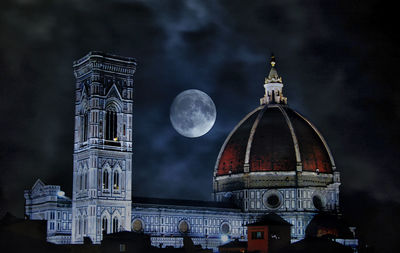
213, 56, 337, 193
215, 104, 335, 176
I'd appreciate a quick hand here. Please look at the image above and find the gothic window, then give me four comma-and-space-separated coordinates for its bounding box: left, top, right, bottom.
84, 172, 88, 190
78, 217, 82, 235
113, 170, 120, 190
103, 170, 109, 190
82, 112, 89, 142
105, 110, 118, 141
102, 216, 108, 234
83, 217, 87, 235
112, 216, 119, 233
79, 173, 83, 190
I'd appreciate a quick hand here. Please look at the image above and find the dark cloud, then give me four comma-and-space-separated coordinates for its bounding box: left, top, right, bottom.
0, 0, 399, 251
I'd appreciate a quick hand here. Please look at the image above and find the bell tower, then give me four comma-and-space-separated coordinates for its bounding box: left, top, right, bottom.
71, 52, 136, 244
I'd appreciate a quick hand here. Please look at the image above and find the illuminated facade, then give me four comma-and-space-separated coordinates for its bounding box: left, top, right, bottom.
25, 52, 348, 251
24, 179, 72, 244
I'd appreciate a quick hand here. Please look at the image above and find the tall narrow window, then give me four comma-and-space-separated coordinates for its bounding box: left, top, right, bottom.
78, 217, 82, 235
83, 218, 87, 235
82, 112, 89, 142
102, 217, 108, 234
105, 110, 118, 140
113, 217, 119, 233
103, 170, 109, 190
113, 171, 120, 190
84, 172, 88, 190
79, 173, 83, 190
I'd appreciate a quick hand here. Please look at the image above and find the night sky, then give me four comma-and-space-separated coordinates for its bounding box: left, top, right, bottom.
0, 0, 399, 251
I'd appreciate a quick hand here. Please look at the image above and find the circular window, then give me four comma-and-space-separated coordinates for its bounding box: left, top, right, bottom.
263, 191, 282, 209
178, 220, 189, 233
221, 222, 230, 234
313, 195, 324, 210
267, 195, 280, 208
132, 219, 143, 232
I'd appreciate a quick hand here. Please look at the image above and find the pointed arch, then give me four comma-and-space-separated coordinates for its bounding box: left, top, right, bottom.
104, 99, 122, 141
80, 100, 89, 142
77, 166, 83, 191
78, 215, 83, 236
112, 164, 122, 191
101, 210, 111, 234
83, 215, 88, 235
84, 170, 88, 190
111, 210, 122, 233
102, 163, 111, 191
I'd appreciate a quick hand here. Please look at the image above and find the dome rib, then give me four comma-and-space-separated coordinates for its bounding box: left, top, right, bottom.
244, 106, 267, 171
292, 110, 336, 170
277, 105, 302, 169
214, 106, 263, 177
249, 106, 296, 172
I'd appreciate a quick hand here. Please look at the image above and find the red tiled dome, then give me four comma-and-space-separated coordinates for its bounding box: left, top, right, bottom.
215, 104, 335, 176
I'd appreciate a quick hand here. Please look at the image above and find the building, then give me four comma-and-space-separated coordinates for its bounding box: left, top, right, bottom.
25, 52, 352, 251
245, 213, 291, 253
24, 179, 72, 244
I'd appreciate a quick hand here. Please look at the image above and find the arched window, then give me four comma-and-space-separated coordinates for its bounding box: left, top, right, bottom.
102, 216, 108, 234
76, 173, 80, 191
78, 217, 82, 235
79, 173, 83, 190
113, 170, 120, 190
112, 216, 119, 233
105, 110, 117, 140
103, 170, 109, 190
83, 217, 87, 235
84, 172, 88, 190
75, 219, 79, 236
82, 112, 89, 142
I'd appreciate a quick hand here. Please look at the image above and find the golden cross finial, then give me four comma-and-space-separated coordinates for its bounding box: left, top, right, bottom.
270, 54, 276, 67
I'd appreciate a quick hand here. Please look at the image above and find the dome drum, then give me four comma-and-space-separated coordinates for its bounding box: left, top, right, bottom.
213, 171, 335, 193
214, 187, 338, 213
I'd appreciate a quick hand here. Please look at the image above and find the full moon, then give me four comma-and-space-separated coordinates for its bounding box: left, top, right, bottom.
170, 89, 216, 138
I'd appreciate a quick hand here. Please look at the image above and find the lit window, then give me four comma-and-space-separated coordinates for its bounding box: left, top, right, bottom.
251, 231, 264, 239
105, 110, 118, 141
113, 171, 120, 190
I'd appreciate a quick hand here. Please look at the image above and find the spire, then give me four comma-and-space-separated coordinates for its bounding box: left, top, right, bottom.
260, 55, 287, 105
265, 55, 282, 84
